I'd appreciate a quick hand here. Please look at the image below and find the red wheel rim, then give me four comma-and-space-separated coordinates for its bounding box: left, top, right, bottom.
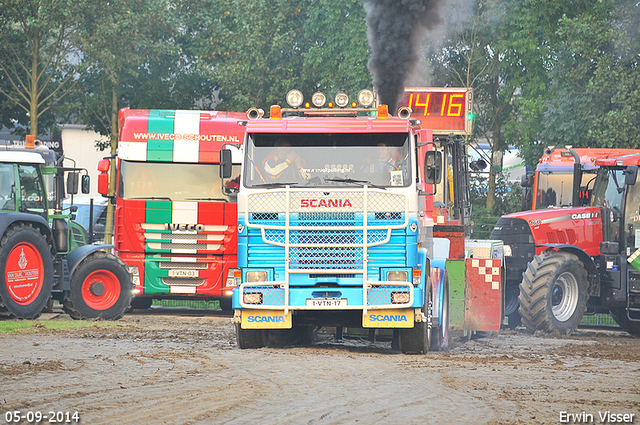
4, 242, 45, 305
81, 270, 121, 310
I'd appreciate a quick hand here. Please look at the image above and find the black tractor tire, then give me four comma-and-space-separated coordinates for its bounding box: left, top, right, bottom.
398, 279, 433, 354
518, 251, 588, 334
0, 223, 54, 319
63, 251, 133, 320
235, 322, 267, 349
430, 273, 450, 351
609, 307, 640, 337
218, 297, 232, 312
130, 296, 153, 310
504, 283, 522, 329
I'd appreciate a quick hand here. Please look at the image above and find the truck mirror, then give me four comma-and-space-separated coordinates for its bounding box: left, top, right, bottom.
220, 149, 233, 179
67, 172, 79, 194
624, 165, 638, 186
98, 173, 109, 196
521, 173, 534, 188
424, 151, 442, 185
81, 175, 90, 193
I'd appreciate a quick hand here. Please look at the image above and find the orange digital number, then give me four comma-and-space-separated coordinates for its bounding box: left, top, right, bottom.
447, 94, 464, 116
409, 93, 431, 116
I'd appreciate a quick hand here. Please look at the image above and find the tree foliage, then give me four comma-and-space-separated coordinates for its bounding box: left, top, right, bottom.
0, 0, 88, 136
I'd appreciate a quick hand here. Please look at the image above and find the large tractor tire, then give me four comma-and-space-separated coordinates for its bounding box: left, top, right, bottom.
0, 223, 54, 319
504, 282, 522, 329
518, 251, 588, 334
63, 251, 133, 320
235, 322, 267, 349
398, 280, 433, 354
609, 307, 640, 337
430, 273, 450, 351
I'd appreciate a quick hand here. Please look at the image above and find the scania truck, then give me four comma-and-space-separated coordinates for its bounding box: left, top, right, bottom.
225, 88, 503, 353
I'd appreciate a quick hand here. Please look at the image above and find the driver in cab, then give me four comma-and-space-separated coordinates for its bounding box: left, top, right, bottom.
262, 138, 309, 181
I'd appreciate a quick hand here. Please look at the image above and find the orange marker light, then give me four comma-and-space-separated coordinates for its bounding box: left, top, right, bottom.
270, 105, 282, 119
25, 135, 35, 148
377, 104, 389, 119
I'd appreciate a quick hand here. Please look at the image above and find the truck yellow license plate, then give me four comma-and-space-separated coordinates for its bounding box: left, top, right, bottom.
306, 298, 347, 308
168, 270, 198, 278
241, 310, 292, 329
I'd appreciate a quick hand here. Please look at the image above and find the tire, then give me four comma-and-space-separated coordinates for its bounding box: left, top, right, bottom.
130, 296, 153, 310
0, 223, 54, 319
518, 251, 588, 334
609, 307, 640, 337
430, 273, 450, 351
504, 283, 521, 329
218, 297, 232, 312
398, 279, 432, 354
63, 251, 133, 320
235, 322, 267, 349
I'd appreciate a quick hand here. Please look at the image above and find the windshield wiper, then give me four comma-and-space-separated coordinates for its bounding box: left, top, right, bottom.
251, 182, 298, 188
324, 178, 386, 190
128, 196, 172, 201
185, 197, 227, 202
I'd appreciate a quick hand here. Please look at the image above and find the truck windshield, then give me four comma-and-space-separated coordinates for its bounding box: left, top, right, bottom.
118, 160, 241, 202
243, 133, 411, 188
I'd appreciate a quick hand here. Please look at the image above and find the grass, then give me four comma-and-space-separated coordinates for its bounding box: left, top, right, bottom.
151, 299, 221, 309
0, 319, 122, 334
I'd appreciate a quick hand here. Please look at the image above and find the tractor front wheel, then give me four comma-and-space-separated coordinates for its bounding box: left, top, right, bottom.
63, 252, 133, 320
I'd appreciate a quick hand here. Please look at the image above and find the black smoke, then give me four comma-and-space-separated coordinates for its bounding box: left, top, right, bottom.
364, 0, 445, 114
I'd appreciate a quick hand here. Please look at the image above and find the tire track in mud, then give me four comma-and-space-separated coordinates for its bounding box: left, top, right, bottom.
1, 314, 639, 424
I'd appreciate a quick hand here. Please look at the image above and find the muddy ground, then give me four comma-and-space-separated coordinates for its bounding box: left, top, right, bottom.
1, 307, 639, 425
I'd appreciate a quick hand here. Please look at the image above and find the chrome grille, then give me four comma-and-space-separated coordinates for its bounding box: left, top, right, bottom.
158, 262, 208, 270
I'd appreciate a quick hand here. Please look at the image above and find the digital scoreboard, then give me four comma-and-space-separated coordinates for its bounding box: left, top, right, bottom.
398, 88, 473, 135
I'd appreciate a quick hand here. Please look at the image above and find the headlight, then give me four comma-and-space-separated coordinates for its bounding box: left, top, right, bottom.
311, 92, 326, 107
226, 269, 241, 287
129, 266, 140, 286
387, 270, 408, 282
246, 271, 268, 282
334, 92, 349, 108
286, 89, 304, 108
358, 89, 375, 107
504, 245, 512, 257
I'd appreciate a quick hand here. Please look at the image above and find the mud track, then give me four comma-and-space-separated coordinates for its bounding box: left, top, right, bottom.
1, 308, 639, 424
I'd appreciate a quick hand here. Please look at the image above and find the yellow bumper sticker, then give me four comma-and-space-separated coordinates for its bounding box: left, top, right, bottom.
363, 309, 414, 328
241, 310, 292, 329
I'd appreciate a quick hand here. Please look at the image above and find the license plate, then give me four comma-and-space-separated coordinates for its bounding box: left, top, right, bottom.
306, 298, 347, 308
168, 269, 198, 278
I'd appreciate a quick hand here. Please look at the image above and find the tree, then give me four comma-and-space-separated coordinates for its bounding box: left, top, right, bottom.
189, 0, 371, 112
0, 0, 88, 137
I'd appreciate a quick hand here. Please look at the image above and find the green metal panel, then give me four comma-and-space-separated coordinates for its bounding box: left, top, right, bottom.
446, 259, 466, 328
147, 109, 174, 161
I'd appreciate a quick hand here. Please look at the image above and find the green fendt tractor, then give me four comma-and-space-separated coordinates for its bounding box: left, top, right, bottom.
0, 136, 133, 320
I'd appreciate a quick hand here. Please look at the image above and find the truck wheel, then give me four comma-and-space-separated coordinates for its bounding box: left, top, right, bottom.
609, 307, 640, 337
504, 283, 522, 329
398, 280, 432, 354
430, 274, 450, 351
0, 224, 54, 319
63, 252, 133, 320
235, 322, 267, 349
518, 251, 587, 334
130, 297, 153, 310
218, 297, 232, 312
